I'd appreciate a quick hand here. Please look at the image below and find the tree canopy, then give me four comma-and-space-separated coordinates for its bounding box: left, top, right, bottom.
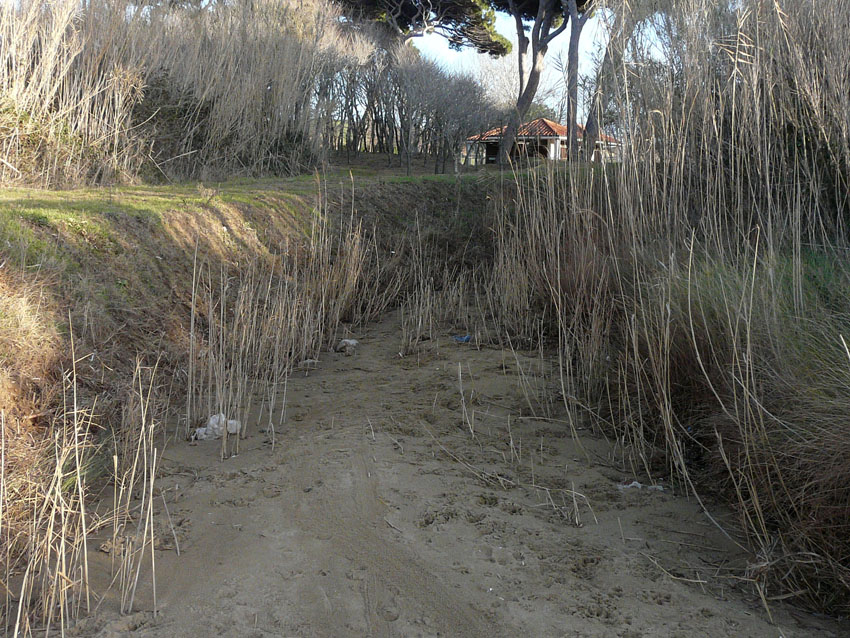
337, 0, 598, 163
488, 0, 592, 24
338, 0, 511, 55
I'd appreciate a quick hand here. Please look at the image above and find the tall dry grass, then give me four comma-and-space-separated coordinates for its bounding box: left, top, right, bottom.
0, 0, 373, 185
184, 190, 404, 453
4, 0, 848, 618
0, 180, 406, 632
0, 0, 500, 186
1, 357, 161, 635
482, 0, 850, 613
2, 169, 475, 631
0, 0, 150, 185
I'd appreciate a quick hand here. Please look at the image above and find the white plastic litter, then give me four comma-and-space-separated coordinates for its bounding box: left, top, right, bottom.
335, 338, 359, 355
192, 413, 241, 441
617, 480, 664, 492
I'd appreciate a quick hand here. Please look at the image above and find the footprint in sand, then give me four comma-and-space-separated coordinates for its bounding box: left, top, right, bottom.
377, 601, 400, 622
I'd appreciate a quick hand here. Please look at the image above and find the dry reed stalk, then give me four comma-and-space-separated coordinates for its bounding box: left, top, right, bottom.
108, 360, 160, 618
472, 0, 850, 612
1, 348, 161, 634
0, 0, 383, 185
184, 189, 395, 455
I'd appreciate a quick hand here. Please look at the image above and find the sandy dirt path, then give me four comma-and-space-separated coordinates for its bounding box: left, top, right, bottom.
77, 314, 849, 638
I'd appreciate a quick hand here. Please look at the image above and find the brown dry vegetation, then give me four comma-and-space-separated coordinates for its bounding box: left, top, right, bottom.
470, 0, 850, 613
484, 167, 850, 613
0, 0, 498, 188
1, 174, 495, 412
0, 172, 495, 630
4, 0, 850, 631
3, 157, 850, 628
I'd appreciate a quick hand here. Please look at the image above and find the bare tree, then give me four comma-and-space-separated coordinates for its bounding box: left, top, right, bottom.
564, 0, 592, 156
495, 0, 596, 163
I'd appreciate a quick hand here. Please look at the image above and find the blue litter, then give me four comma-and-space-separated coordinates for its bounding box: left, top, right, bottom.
453, 335, 472, 343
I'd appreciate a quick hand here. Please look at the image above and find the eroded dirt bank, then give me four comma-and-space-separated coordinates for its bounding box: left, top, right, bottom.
76, 314, 848, 638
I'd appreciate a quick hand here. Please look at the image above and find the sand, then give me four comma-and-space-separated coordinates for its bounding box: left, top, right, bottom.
75, 313, 849, 638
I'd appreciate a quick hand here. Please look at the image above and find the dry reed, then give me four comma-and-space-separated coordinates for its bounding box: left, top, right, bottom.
1, 356, 160, 634
475, 0, 850, 613
184, 191, 403, 451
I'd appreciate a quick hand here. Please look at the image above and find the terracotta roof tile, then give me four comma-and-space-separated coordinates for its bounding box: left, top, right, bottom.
521, 118, 568, 137
468, 117, 619, 145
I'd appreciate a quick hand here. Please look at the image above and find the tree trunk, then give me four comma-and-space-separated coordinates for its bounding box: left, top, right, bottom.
566, 16, 586, 159
498, 0, 574, 165
513, 12, 529, 95
499, 50, 545, 165
406, 120, 413, 176
565, 0, 590, 160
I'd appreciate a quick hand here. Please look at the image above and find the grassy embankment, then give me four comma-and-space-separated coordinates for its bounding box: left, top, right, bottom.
0, 169, 496, 630
4, 162, 850, 627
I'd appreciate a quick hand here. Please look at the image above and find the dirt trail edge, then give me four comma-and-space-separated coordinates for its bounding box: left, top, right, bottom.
77, 314, 848, 638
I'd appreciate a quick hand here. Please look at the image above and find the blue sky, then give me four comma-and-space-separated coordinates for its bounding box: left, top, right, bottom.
412, 12, 608, 118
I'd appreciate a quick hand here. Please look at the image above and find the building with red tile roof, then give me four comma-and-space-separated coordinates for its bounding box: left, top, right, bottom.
465, 118, 620, 164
